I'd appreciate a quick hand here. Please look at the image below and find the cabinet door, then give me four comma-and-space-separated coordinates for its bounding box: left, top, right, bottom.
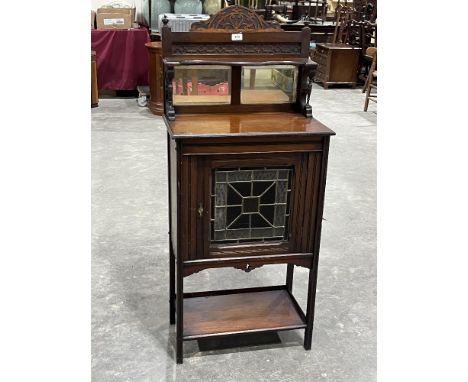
195, 152, 322, 259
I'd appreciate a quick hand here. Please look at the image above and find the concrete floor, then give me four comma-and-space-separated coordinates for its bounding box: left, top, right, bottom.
91, 85, 376, 382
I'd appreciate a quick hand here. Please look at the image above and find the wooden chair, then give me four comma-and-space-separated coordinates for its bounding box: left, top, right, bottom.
363, 49, 376, 111
332, 5, 355, 44
361, 46, 376, 93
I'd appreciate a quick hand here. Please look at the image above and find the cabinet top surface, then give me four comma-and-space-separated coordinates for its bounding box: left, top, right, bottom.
166, 112, 335, 139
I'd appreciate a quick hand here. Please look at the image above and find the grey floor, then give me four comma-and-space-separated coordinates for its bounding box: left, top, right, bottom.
91, 85, 376, 382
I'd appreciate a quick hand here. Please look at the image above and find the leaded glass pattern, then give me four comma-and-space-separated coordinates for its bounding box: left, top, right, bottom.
211, 168, 293, 244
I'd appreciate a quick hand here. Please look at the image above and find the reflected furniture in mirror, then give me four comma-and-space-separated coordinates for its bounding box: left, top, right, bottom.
161, 5, 335, 363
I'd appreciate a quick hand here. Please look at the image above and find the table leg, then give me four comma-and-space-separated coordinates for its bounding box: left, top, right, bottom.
249, 69, 256, 89
286, 264, 294, 292
91, 52, 98, 107
191, 69, 198, 95
182, 69, 188, 95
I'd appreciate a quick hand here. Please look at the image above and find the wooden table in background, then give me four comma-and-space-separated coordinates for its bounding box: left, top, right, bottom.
145, 42, 164, 115
281, 22, 336, 44
91, 28, 150, 90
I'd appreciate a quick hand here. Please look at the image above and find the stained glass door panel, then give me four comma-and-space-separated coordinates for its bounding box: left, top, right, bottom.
211, 168, 293, 244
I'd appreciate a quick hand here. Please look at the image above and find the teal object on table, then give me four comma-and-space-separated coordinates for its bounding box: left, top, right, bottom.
174, 0, 203, 14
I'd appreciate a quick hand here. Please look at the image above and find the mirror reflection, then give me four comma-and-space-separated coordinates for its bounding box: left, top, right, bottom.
173, 65, 231, 105
241, 65, 298, 104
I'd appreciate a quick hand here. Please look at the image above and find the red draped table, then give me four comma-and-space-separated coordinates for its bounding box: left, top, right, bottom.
91, 28, 150, 90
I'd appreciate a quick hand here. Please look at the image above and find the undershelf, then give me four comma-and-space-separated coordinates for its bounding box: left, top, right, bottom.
183, 286, 306, 340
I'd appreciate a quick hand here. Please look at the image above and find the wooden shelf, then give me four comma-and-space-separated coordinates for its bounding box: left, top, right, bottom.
183, 287, 306, 340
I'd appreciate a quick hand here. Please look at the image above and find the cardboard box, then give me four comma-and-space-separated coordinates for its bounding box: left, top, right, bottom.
96, 7, 135, 30
91, 10, 96, 29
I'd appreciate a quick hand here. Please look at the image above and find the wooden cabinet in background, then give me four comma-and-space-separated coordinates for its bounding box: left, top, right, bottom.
145, 41, 164, 115
312, 43, 361, 89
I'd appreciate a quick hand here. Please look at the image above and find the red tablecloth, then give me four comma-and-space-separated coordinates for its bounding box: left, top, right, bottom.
91, 28, 150, 90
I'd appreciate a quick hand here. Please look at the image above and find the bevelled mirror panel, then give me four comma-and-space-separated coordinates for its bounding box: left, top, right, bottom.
173, 65, 231, 105
240, 65, 298, 104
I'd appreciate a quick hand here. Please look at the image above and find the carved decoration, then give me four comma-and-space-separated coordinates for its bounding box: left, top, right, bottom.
164, 64, 175, 121
190, 5, 281, 32
233, 263, 264, 273
306, 70, 314, 106
173, 43, 301, 55
183, 259, 312, 277
298, 61, 315, 118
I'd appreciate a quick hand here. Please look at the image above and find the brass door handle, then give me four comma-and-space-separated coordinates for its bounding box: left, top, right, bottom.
197, 203, 204, 217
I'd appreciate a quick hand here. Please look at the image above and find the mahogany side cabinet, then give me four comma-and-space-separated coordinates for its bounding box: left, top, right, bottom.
160, 6, 335, 364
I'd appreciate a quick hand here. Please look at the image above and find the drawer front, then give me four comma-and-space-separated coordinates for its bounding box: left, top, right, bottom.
315, 45, 328, 56
312, 49, 329, 82
312, 51, 327, 66
314, 56, 327, 67
314, 65, 328, 82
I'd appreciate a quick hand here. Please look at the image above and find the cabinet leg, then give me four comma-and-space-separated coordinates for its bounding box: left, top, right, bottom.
304, 327, 312, 350
167, 132, 176, 326
176, 256, 183, 363
176, 339, 183, 364
304, 262, 319, 350
169, 241, 176, 325
286, 264, 294, 292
